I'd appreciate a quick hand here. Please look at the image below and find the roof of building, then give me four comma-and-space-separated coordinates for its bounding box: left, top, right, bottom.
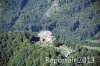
38, 30, 53, 38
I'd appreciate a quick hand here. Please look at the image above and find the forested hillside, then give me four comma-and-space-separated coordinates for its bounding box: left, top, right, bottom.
0, 0, 100, 46
0, 32, 99, 66
0, 0, 100, 66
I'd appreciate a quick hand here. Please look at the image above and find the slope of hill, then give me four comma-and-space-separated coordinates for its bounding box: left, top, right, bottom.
0, 0, 100, 66
0, 0, 100, 46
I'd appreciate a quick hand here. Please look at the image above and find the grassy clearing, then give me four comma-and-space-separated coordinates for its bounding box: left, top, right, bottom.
83, 46, 100, 52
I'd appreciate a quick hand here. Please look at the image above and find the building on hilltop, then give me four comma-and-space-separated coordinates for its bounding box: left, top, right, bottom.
38, 30, 55, 43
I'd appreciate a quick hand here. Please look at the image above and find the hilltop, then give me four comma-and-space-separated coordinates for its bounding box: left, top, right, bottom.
0, 32, 100, 66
